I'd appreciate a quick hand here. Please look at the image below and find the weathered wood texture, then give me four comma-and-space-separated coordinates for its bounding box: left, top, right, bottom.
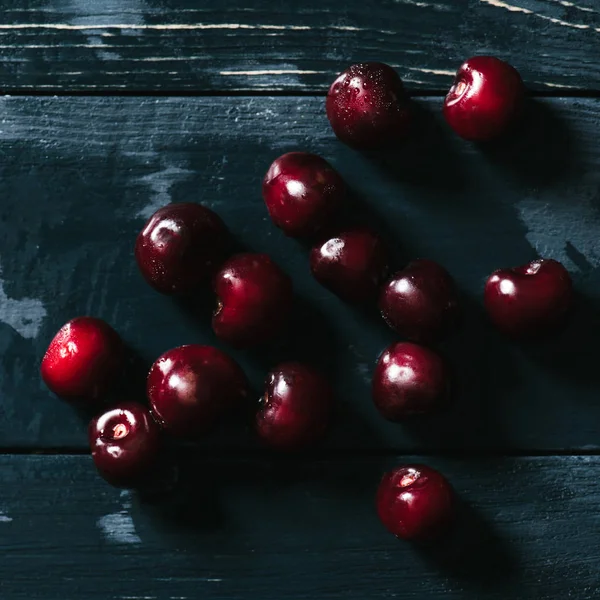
1, 96, 599, 451
0, 0, 599, 92
0, 455, 599, 600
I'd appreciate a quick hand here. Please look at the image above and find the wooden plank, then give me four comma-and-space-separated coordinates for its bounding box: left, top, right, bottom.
0, 95, 599, 450
0, 454, 598, 599
0, 1, 598, 92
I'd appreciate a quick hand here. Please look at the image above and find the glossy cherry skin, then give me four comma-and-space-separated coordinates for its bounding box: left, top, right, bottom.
444, 56, 525, 142
255, 362, 334, 450
372, 342, 448, 421
376, 464, 455, 541
89, 402, 161, 488
40, 317, 123, 403
135, 202, 229, 295
213, 253, 293, 347
147, 345, 249, 437
326, 62, 412, 148
262, 152, 346, 237
379, 259, 459, 342
310, 228, 390, 304
484, 259, 572, 338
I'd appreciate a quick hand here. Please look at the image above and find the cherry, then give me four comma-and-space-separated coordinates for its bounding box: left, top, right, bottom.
262, 152, 346, 237
376, 464, 455, 541
444, 56, 525, 142
484, 258, 572, 337
255, 362, 334, 450
147, 344, 249, 437
379, 259, 459, 342
326, 62, 412, 148
40, 317, 123, 403
89, 402, 161, 488
372, 342, 448, 421
135, 202, 229, 295
310, 228, 390, 304
213, 253, 293, 347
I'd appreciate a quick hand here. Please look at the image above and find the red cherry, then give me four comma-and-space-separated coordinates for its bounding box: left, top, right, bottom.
262, 152, 346, 237
372, 342, 448, 421
40, 317, 123, 403
376, 464, 455, 541
135, 202, 229, 295
444, 56, 525, 142
89, 402, 161, 488
255, 362, 334, 450
310, 228, 390, 304
484, 258, 572, 337
379, 259, 459, 342
212, 253, 293, 347
147, 344, 249, 437
326, 62, 412, 148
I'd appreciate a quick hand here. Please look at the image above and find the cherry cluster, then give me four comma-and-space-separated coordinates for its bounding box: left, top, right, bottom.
40, 56, 573, 543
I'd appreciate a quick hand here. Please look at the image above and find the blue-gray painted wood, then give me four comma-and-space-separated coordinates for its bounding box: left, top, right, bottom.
0, 96, 598, 451
0, 3, 598, 599
0, 454, 598, 600
0, 1, 598, 92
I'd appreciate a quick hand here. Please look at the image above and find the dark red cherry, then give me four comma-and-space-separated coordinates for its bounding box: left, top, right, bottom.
444, 56, 525, 142
484, 258, 572, 337
376, 464, 455, 541
147, 344, 249, 437
89, 402, 161, 488
213, 253, 293, 347
310, 228, 390, 303
379, 259, 459, 342
255, 362, 334, 450
326, 62, 412, 148
135, 202, 229, 295
372, 342, 449, 421
40, 316, 123, 403
262, 152, 346, 237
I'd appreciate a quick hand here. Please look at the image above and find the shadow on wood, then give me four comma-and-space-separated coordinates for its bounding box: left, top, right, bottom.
520, 287, 600, 388
361, 99, 470, 195
416, 498, 518, 590
479, 98, 578, 188
400, 294, 519, 450
137, 451, 387, 539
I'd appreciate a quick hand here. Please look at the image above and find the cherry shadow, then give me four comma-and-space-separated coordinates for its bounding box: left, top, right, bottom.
115, 341, 154, 405
136, 444, 385, 540
479, 97, 578, 189
342, 188, 411, 270
231, 292, 342, 377
519, 289, 600, 388
398, 293, 519, 451
360, 99, 470, 194
417, 497, 518, 590
136, 445, 228, 535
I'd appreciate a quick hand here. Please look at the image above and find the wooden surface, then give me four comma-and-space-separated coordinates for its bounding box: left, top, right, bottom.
1, 455, 600, 600
0, 1, 598, 92
0, 1, 599, 599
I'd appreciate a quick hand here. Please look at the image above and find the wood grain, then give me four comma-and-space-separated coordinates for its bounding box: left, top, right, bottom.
0, 454, 599, 599
1, 95, 599, 451
0, 0, 598, 92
